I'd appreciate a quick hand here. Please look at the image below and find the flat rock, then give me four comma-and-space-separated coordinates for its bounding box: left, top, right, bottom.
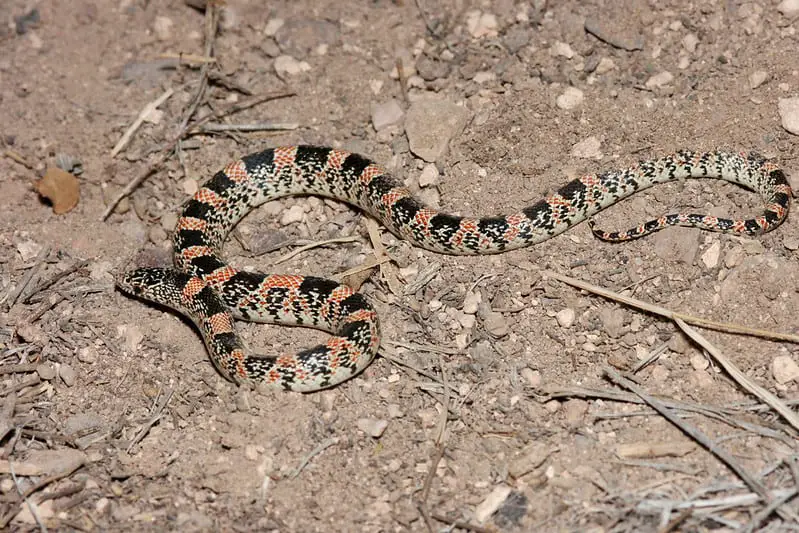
584, 19, 644, 51
371, 99, 404, 131
405, 99, 469, 163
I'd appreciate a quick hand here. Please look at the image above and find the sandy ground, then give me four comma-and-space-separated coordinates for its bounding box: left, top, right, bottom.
1, 0, 798, 531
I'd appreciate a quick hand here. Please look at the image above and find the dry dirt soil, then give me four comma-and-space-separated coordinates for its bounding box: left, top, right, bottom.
1, 0, 799, 531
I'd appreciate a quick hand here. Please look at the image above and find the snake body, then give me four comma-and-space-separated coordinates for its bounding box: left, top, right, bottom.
117, 146, 791, 391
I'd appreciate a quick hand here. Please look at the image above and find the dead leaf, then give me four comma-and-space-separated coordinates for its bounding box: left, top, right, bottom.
35, 167, 80, 214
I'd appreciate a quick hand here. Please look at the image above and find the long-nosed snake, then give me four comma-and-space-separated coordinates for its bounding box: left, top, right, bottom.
117, 146, 791, 391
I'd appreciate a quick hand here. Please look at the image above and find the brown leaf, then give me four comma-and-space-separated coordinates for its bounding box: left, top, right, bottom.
35, 167, 80, 214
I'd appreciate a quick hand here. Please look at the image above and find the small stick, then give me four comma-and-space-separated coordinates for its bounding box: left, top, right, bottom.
603, 367, 772, 505
545, 270, 799, 431
740, 488, 799, 533
544, 270, 799, 343
430, 514, 495, 533
674, 317, 799, 432
110, 87, 175, 157
0, 364, 38, 376
157, 52, 216, 64
198, 121, 299, 133
8, 460, 46, 533
100, 89, 295, 220
0, 457, 85, 529
417, 354, 451, 532
22, 258, 88, 304
126, 387, 175, 453
3, 149, 33, 169
395, 57, 409, 104
5, 246, 50, 311
273, 236, 359, 265
26, 293, 66, 324
288, 437, 338, 479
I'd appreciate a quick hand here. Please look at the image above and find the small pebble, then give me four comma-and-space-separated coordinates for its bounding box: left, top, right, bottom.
555, 308, 575, 328
690, 353, 709, 371
778, 97, 799, 136
556, 87, 584, 110
37, 364, 57, 380
357, 418, 388, 438
153, 16, 173, 41
599, 308, 625, 338
160, 212, 178, 232
682, 33, 699, 53
59, 363, 77, 386
749, 70, 769, 89
405, 98, 470, 163
571, 136, 602, 159
483, 312, 509, 337
77, 346, 98, 364
784, 236, 799, 251
280, 204, 305, 225
772, 355, 799, 384
371, 100, 404, 132
563, 399, 588, 426
182, 178, 198, 196
645, 71, 674, 89
466, 11, 498, 39
550, 41, 575, 59
273, 55, 311, 77
263, 18, 284, 37
595, 57, 616, 74
701, 241, 721, 269
520, 367, 541, 388
462, 291, 481, 314
418, 164, 439, 188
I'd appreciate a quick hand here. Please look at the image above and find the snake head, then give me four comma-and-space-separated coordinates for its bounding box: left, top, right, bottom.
116, 267, 193, 308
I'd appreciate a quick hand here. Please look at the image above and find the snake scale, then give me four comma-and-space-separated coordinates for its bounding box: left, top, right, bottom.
117, 145, 791, 391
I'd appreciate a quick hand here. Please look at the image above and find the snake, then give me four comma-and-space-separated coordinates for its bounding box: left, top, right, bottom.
117, 146, 791, 391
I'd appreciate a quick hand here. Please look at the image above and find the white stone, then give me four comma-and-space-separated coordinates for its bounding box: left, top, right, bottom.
264, 18, 284, 37
701, 241, 721, 269
418, 163, 439, 187
280, 204, 305, 225
571, 136, 602, 159
274, 55, 311, 77
17, 240, 42, 262
182, 178, 198, 196
749, 70, 769, 89
556, 308, 575, 328
462, 290, 482, 314
153, 16, 173, 41
474, 485, 512, 523
473, 71, 496, 83
556, 87, 584, 110
357, 418, 389, 438
690, 353, 709, 371
772, 355, 799, 384
550, 41, 575, 59
778, 0, 799, 17
682, 33, 699, 53
466, 11, 498, 38
645, 71, 674, 89
595, 57, 616, 74
371, 99, 404, 131
778, 97, 799, 135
